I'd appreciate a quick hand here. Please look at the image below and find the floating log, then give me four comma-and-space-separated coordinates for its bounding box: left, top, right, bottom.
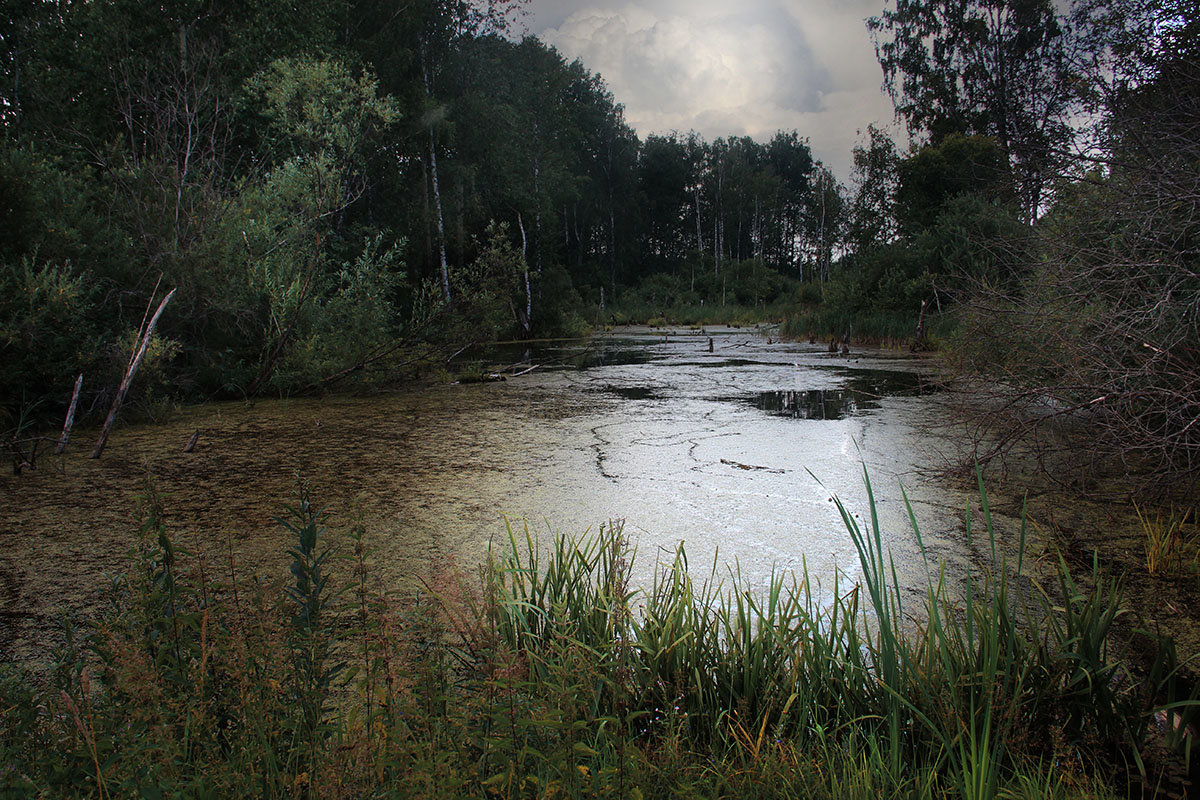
720, 458, 785, 474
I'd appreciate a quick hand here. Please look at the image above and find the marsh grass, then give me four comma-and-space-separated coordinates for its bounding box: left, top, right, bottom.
0, 470, 1194, 798
1137, 504, 1188, 576
606, 302, 788, 328
781, 308, 952, 349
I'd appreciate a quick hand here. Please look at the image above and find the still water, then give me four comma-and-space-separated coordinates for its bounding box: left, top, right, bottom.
0, 328, 976, 660
449, 328, 968, 597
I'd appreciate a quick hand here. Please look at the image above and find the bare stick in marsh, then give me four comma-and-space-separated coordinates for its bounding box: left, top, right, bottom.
56, 373, 83, 455
91, 288, 176, 459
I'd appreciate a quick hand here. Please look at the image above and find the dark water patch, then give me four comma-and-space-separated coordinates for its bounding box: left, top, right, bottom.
669, 358, 776, 368
600, 386, 659, 401
571, 347, 660, 370
824, 367, 937, 398
746, 389, 870, 420
728, 369, 937, 420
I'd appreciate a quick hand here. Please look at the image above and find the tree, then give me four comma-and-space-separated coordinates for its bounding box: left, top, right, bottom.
804, 166, 845, 283
638, 134, 693, 266
846, 125, 899, 253
869, 0, 1077, 221
894, 133, 1012, 237
238, 57, 400, 393
946, 0, 1200, 493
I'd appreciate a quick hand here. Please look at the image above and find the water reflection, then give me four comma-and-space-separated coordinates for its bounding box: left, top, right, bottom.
727, 368, 939, 421
601, 386, 659, 401
749, 389, 867, 420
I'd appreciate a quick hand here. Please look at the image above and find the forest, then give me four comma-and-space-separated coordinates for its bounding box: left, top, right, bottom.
2, 0, 1200, 798
1, 0, 1196, 493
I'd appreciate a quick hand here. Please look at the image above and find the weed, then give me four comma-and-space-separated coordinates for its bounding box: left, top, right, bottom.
1137, 504, 1187, 576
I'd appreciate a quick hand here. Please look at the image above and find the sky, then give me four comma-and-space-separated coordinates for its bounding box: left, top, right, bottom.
518, 0, 901, 184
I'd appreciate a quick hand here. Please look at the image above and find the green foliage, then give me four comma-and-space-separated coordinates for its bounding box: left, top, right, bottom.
242, 56, 400, 167
278, 484, 343, 772
895, 134, 1013, 237
276, 234, 407, 388
0, 255, 99, 421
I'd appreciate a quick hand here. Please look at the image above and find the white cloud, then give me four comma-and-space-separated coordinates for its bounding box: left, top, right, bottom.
533, 0, 900, 181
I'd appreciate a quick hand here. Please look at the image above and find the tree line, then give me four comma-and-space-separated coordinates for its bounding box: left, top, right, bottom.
0, 0, 844, 421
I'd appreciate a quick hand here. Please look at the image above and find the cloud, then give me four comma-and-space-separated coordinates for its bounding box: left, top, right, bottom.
534, 0, 900, 181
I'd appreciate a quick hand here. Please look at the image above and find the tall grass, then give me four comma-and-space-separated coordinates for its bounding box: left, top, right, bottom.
781, 307, 952, 348
0, 472, 1194, 797
1137, 504, 1187, 576
604, 302, 789, 328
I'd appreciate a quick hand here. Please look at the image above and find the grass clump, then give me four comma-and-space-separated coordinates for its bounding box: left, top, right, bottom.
0, 471, 1195, 797
1137, 504, 1188, 576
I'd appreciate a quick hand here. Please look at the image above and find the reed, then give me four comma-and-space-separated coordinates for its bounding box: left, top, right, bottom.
0, 473, 1189, 798
781, 308, 950, 348
1137, 503, 1187, 576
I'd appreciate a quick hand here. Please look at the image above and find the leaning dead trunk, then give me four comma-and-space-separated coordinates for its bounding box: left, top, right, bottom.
91, 288, 176, 459
517, 213, 532, 337
56, 373, 83, 455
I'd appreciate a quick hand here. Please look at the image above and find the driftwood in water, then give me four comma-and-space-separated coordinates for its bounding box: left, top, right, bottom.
720, 458, 785, 474
55, 373, 83, 455
91, 288, 176, 459
184, 429, 200, 453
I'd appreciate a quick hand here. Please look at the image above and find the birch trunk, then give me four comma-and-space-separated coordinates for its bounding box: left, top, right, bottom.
517, 213, 532, 336
422, 41, 451, 302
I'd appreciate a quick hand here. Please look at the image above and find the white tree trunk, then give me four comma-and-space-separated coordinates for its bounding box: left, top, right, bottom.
92, 289, 176, 459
